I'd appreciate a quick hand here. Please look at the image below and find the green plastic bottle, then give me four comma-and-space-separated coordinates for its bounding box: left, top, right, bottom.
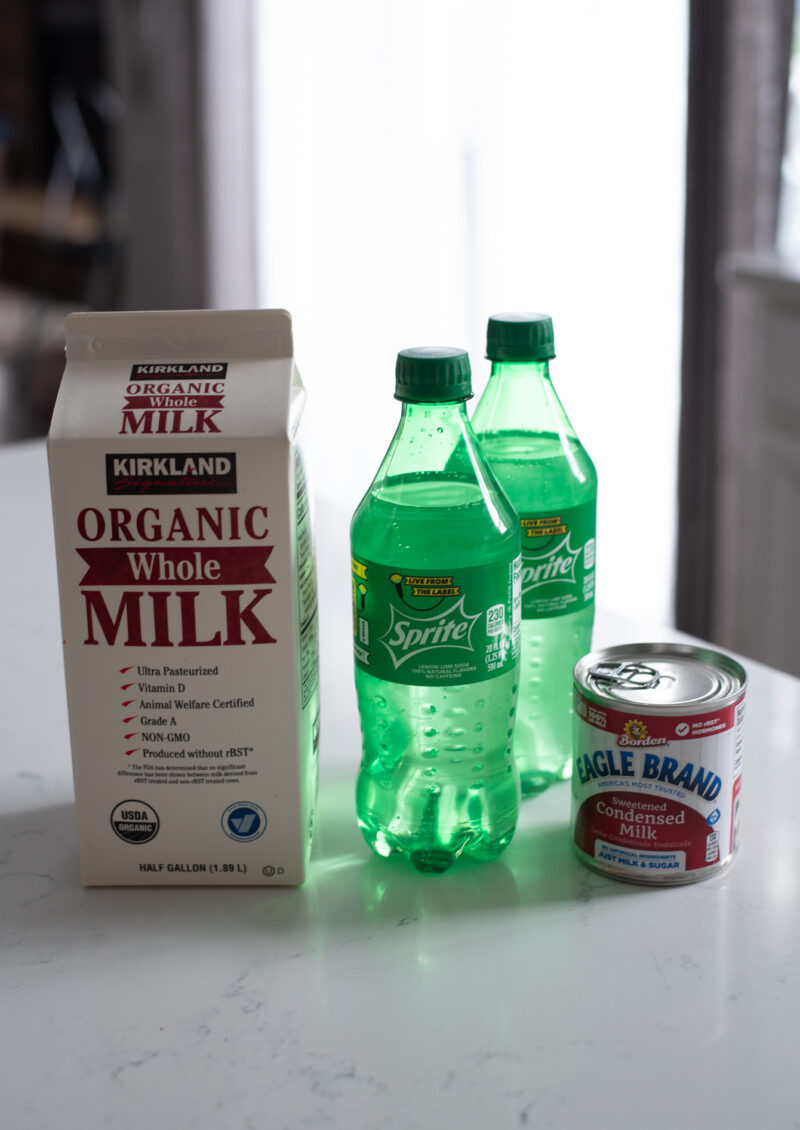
351, 346, 521, 874
472, 314, 597, 796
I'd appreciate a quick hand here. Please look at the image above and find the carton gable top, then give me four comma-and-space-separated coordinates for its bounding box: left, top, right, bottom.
53, 309, 302, 441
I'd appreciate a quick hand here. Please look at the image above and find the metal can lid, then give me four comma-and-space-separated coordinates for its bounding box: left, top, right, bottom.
574, 642, 747, 713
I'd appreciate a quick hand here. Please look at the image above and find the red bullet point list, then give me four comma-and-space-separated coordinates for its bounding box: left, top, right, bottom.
123, 716, 137, 724
121, 683, 135, 691
119, 666, 135, 674
124, 732, 138, 740
125, 749, 139, 757
121, 699, 136, 708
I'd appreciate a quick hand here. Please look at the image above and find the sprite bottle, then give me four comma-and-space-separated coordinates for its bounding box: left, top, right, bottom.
351, 346, 522, 874
472, 314, 597, 796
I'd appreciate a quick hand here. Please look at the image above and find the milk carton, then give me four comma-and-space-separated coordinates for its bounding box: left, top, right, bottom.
48, 309, 319, 885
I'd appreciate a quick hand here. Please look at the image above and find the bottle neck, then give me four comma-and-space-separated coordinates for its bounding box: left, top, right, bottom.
353, 392, 520, 546
399, 399, 470, 422
389, 398, 471, 473
491, 359, 551, 380
474, 358, 576, 440
365, 395, 513, 509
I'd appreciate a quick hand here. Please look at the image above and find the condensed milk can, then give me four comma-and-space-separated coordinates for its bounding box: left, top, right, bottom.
571, 642, 746, 885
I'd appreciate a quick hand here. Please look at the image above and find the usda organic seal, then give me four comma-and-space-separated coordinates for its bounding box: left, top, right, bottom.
110, 800, 160, 844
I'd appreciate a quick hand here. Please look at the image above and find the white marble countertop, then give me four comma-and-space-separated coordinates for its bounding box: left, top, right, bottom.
3, 439, 800, 1129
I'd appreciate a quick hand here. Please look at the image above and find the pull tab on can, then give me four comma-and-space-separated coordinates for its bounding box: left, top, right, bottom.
588, 660, 661, 691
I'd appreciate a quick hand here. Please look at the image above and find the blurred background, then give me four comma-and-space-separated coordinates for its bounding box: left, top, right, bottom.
1, 0, 799, 673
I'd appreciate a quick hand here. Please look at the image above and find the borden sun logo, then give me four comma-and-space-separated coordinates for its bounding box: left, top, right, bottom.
619, 718, 667, 747
379, 597, 480, 669
623, 719, 648, 742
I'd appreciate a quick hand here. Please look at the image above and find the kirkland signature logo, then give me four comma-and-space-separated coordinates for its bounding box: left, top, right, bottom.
129, 363, 228, 380
105, 452, 237, 495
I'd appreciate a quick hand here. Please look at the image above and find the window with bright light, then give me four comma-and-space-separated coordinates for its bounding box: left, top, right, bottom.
253, 1, 688, 625
778, 1, 800, 256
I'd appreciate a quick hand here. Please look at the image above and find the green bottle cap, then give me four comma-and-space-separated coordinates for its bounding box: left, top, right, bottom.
394, 346, 472, 402
486, 312, 555, 362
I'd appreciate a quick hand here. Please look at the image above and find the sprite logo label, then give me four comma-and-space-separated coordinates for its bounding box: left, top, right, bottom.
380, 596, 481, 668
351, 557, 520, 686
522, 534, 581, 592
519, 502, 595, 619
